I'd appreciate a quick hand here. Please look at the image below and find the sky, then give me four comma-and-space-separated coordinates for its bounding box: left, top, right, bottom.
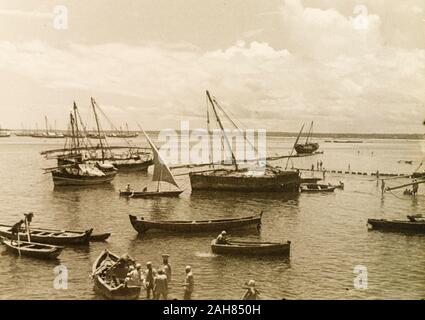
0, 0, 424, 133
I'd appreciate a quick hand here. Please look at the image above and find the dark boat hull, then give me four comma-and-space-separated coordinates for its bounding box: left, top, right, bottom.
367, 219, 425, 233
1, 238, 64, 259
211, 239, 290, 256
295, 143, 319, 154
300, 184, 336, 192
92, 250, 141, 300
112, 159, 153, 172
0, 225, 92, 245
90, 233, 111, 241
129, 213, 262, 233
189, 170, 300, 192
52, 171, 116, 186
120, 190, 183, 198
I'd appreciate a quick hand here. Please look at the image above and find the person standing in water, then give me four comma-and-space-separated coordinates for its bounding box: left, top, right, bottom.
182, 266, 194, 300
161, 254, 171, 282
242, 280, 260, 300
412, 179, 419, 197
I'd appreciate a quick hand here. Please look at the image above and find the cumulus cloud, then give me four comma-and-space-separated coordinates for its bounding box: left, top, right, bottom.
0, 0, 423, 133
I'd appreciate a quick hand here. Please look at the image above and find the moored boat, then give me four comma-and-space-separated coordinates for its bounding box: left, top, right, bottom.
0, 238, 64, 259
0, 224, 92, 245
129, 212, 262, 233
89, 232, 111, 242
91, 249, 142, 300
189, 91, 300, 193
367, 218, 425, 233
51, 163, 117, 186
294, 122, 319, 155
211, 239, 290, 256
190, 167, 300, 192
300, 183, 337, 192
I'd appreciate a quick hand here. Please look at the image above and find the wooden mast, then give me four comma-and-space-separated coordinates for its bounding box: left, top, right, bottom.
286, 123, 305, 169
206, 90, 238, 171
305, 121, 313, 145
206, 94, 214, 169
70, 113, 76, 155
73, 102, 80, 149
91, 97, 105, 162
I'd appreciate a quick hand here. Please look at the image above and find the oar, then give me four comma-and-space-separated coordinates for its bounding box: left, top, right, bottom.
25, 218, 31, 242
17, 230, 21, 257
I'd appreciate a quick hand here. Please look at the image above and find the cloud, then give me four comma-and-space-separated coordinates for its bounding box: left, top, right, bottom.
0, 0, 423, 133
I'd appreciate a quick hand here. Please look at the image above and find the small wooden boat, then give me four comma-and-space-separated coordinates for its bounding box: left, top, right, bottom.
120, 128, 183, 198
90, 232, 111, 242
91, 249, 141, 300
0, 238, 64, 259
120, 190, 183, 198
367, 218, 425, 233
211, 239, 290, 256
300, 183, 337, 192
0, 224, 92, 245
129, 213, 262, 233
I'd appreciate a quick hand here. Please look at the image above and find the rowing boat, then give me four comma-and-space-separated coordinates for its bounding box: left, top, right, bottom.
119, 190, 183, 198
367, 218, 425, 233
129, 212, 262, 233
0, 238, 64, 259
90, 232, 111, 241
91, 249, 142, 300
0, 224, 92, 245
211, 239, 291, 256
300, 183, 337, 192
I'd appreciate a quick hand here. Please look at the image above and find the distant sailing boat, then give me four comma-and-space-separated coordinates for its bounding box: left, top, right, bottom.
189, 90, 300, 192
294, 121, 319, 155
119, 128, 183, 198
0, 125, 10, 138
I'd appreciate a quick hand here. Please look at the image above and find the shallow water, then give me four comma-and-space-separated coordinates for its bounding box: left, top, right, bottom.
0, 136, 424, 300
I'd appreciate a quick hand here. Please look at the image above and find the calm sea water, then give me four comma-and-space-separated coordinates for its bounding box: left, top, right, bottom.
0, 135, 424, 300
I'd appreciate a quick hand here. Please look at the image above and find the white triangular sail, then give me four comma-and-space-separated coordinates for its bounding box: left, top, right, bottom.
141, 129, 179, 189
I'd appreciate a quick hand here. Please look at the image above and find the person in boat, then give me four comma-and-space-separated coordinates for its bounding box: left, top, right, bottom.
24, 212, 34, 229
162, 254, 171, 282
125, 184, 132, 192
153, 269, 168, 300
11, 220, 24, 239
412, 179, 419, 197
116, 253, 135, 269
144, 261, 157, 299
242, 280, 260, 300
143, 186, 148, 192
182, 266, 194, 300
216, 231, 229, 245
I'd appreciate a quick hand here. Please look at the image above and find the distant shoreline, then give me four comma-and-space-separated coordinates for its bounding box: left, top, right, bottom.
3, 129, 424, 140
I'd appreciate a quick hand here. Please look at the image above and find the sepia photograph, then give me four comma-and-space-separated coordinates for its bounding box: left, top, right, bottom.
0, 0, 424, 304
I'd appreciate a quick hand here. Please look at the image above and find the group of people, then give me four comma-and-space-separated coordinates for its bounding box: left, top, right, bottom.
311, 160, 324, 171
103, 253, 195, 300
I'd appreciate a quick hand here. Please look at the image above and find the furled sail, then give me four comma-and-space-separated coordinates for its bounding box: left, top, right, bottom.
142, 129, 179, 188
